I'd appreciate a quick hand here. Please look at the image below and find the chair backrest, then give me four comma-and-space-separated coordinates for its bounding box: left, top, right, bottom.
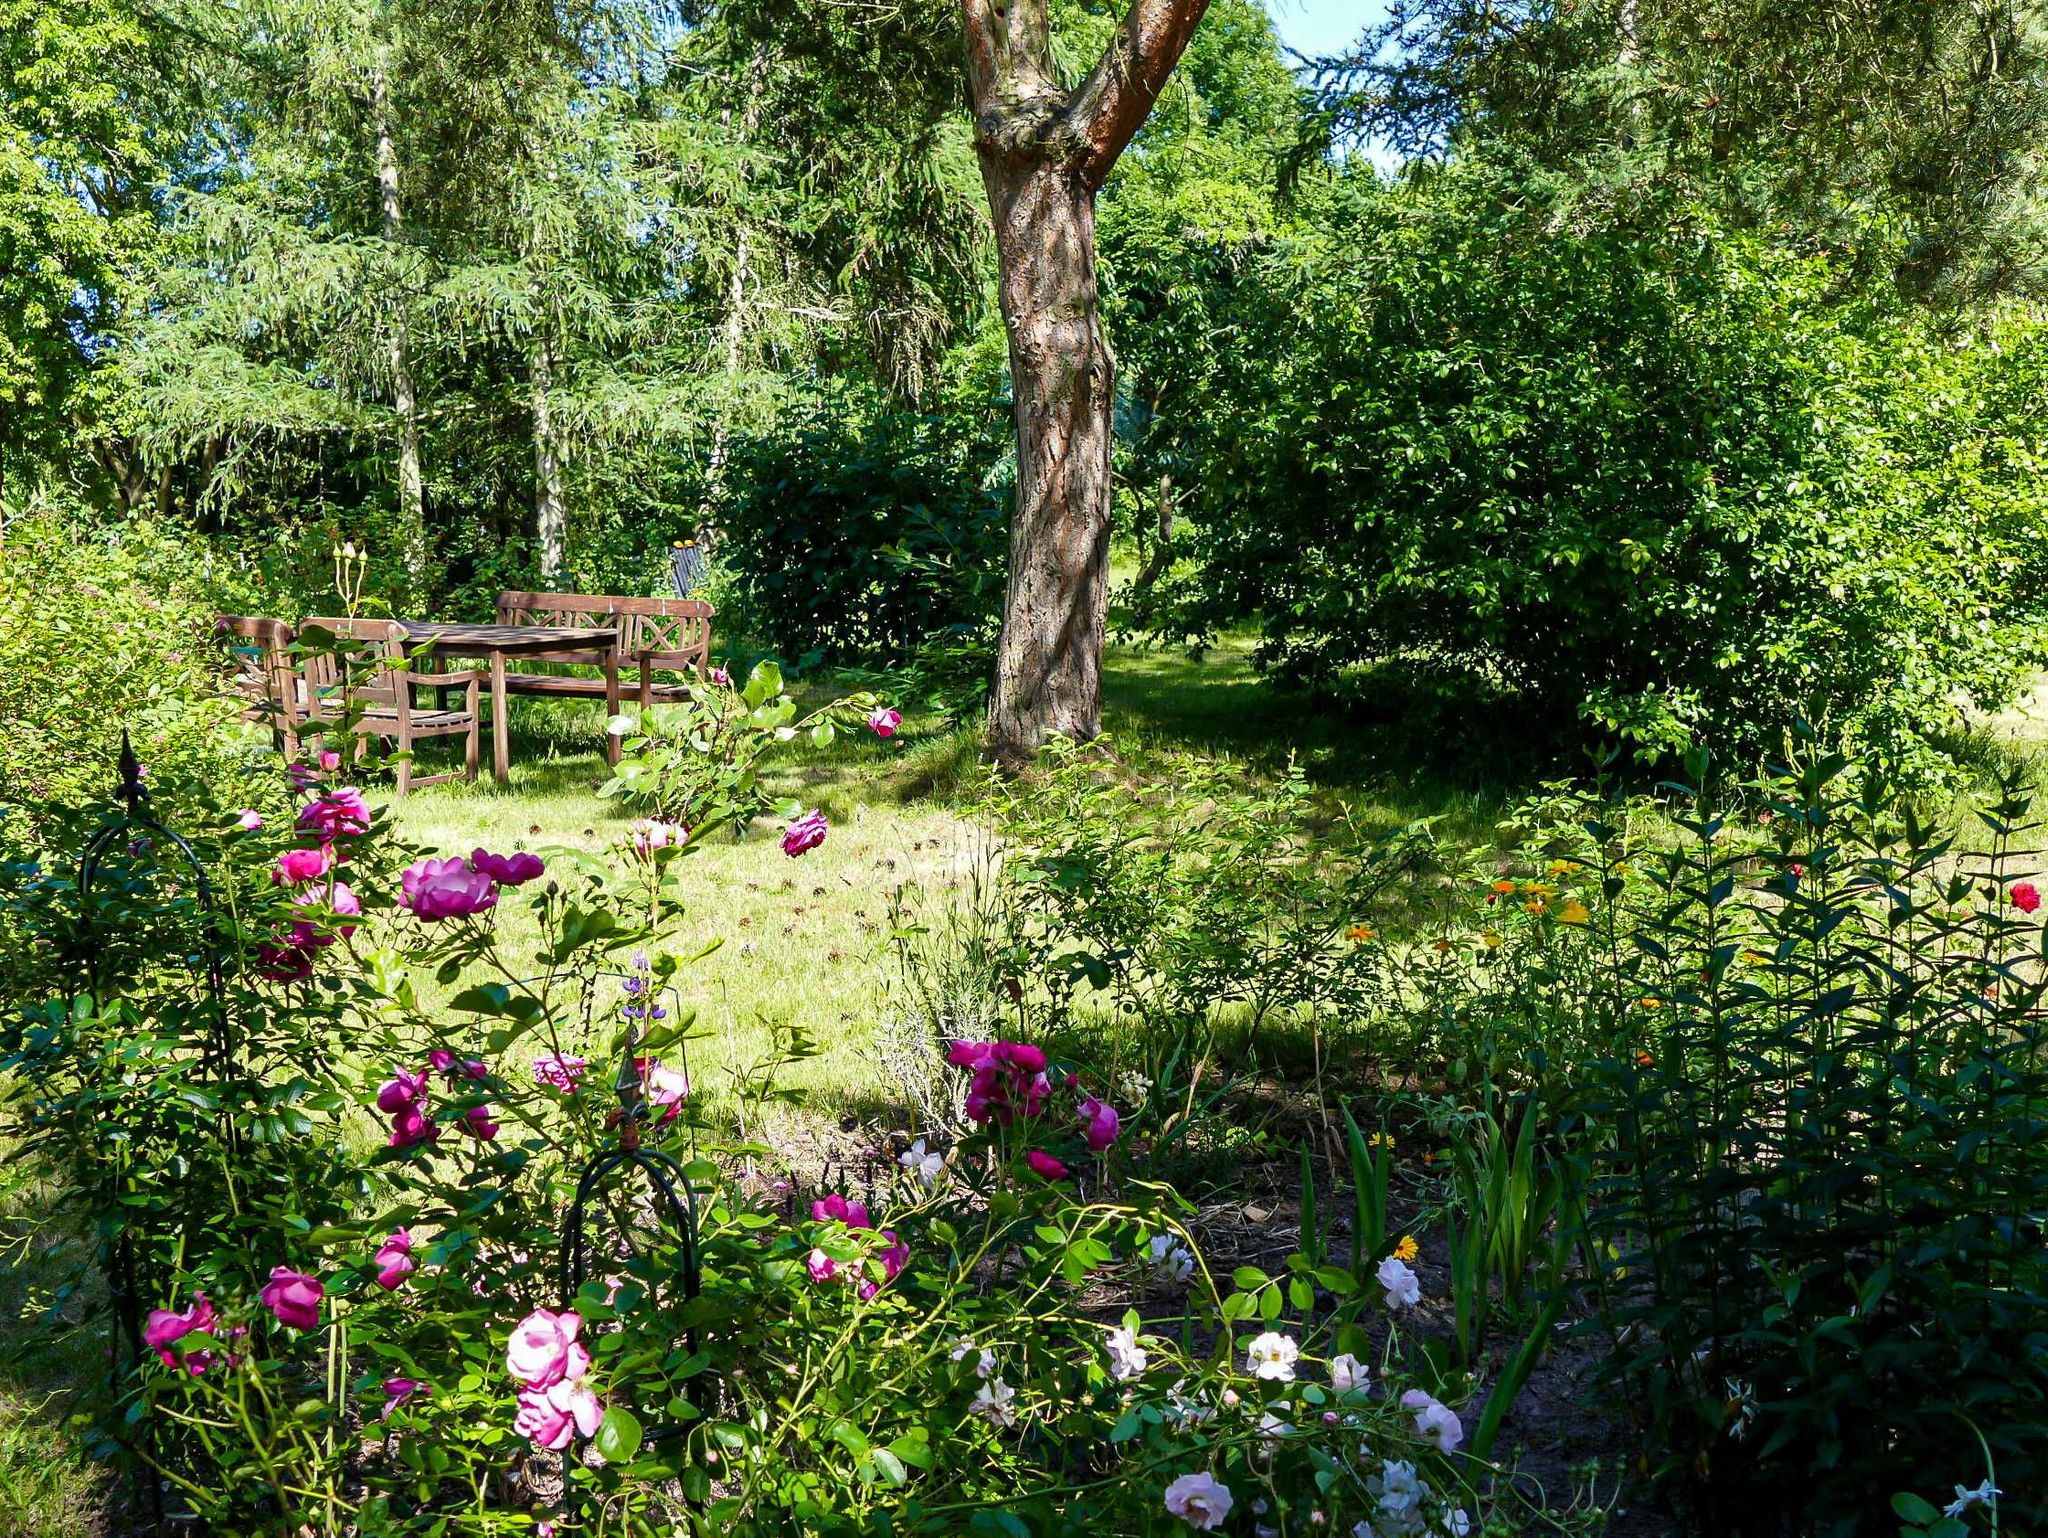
496, 591, 715, 674
299, 616, 407, 709
217, 615, 298, 717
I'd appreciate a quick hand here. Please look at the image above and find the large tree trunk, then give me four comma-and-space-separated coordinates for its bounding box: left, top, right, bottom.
532, 325, 568, 586
963, 0, 1212, 767
372, 58, 428, 592
984, 159, 1116, 763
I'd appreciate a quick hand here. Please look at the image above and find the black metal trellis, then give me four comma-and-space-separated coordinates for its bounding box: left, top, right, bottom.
75, 733, 240, 1532
556, 1013, 706, 1444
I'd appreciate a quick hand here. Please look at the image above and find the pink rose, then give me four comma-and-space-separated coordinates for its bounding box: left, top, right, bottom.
376, 1068, 431, 1113
286, 880, 358, 947
297, 788, 371, 841
318, 750, 342, 772
806, 1247, 840, 1284
1026, 1149, 1069, 1181
235, 809, 264, 832
401, 856, 498, 921
143, 1292, 216, 1373
708, 666, 730, 686
388, 1102, 437, 1148
463, 1104, 501, 1141
532, 1053, 587, 1093
381, 1377, 425, 1420
2014, 881, 2041, 914
273, 846, 332, 885
514, 1379, 603, 1450
637, 1057, 688, 1123
373, 1229, 414, 1291
1078, 1096, 1121, 1151
255, 942, 314, 982
812, 1193, 871, 1229
858, 1230, 910, 1301
868, 706, 901, 739
259, 1266, 324, 1331
629, 818, 685, 857
781, 809, 828, 858
471, 848, 546, 886
505, 1308, 583, 1389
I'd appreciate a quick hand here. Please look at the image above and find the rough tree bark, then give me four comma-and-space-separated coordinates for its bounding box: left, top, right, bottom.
532, 324, 568, 586
963, 0, 1212, 768
371, 55, 429, 590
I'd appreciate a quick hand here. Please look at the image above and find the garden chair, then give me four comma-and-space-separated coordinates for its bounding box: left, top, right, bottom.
494, 591, 716, 710
298, 616, 481, 794
218, 615, 313, 755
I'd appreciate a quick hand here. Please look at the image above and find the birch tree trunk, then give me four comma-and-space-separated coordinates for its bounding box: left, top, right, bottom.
532, 324, 567, 586
371, 57, 429, 591
962, 0, 1212, 767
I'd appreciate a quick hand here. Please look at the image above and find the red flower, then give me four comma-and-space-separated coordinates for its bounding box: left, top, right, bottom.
2014, 881, 2041, 914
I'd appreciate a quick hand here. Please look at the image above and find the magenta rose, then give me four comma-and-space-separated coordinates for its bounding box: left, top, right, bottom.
373, 1229, 414, 1291
1026, 1149, 1070, 1181
273, 846, 332, 885
297, 788, 371, 841
532, 1053, 587, 1093
259, 1266, 324, 1331
471, 848, 545, 886
812, 1193, 872, 1230
382, 1377, 426, 1420
144, 1292, 216, 1373
401, 856, 498, 921
781, 809, 828, 858
868, 706, 902, 739
376, 1068, 431, 1114
1079, 1095, 1121, 1151
286, 881, 359, 947
463, 1104, 501, 1141
858, 1230, 910, 1301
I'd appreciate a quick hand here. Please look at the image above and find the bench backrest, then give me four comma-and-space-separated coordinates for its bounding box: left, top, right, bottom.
495, 591, 714, 676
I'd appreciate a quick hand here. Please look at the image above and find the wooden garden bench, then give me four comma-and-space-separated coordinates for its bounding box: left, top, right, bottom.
493, 591, 715, 709
300, 616, 481, 793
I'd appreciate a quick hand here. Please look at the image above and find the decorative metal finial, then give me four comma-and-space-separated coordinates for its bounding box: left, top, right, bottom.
116, 730, 149, 816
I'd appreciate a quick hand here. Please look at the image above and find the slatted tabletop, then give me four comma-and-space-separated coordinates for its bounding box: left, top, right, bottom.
394, 621, 618, 657
394, 622, 621, 781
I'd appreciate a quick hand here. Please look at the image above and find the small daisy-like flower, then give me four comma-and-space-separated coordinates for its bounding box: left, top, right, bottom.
1345, 923, 1377, 943
1392, 1234, 1419, 1263
1559, 899, 1591, 925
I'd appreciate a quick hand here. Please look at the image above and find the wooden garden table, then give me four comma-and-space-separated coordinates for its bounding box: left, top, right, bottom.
395, 621, 620, 784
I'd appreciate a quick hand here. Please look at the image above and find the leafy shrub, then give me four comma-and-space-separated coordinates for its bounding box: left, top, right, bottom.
0, 507, 244, 831
713, 387, 1009, 667
1129, 165, 2048, 780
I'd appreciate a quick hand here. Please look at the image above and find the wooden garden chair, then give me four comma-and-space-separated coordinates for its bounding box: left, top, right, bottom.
218, 615, 313, 755
299, 617, 481, 794
494, 590, 716, 709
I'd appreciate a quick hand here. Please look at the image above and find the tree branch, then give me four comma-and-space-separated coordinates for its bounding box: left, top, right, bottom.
961, 0, 1065, 146
1065, 0, 1214, 186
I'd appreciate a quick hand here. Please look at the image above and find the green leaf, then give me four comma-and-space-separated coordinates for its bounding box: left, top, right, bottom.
1891, 1494, 1941, 1525
593, 1406, 642, 1464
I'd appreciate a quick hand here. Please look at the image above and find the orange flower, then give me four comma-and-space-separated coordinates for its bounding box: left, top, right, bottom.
1523, 898, 1548, 916
1634, 1049, 1654, 1067
1345, 923, 1378, 944
1490, 879, 1517, 895
1639, 996, 1663, 1011
1393, 1235, 1420, 1262
1431, 937, 1454, 953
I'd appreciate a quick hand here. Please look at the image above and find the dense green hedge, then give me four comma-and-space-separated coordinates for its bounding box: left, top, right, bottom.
712, 387, 1010, 666
1118, 166, 2048, 779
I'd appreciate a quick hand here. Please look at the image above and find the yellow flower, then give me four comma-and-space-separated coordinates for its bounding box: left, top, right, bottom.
1393, 1235, 1420, 1263
1523, 898, 1548, 916
1482, 930, 1503, 948
1743, 948, 1771, 964
1367, 1131, 1394, 1151
1547, 859, 1582, 877
1559, 899, 1591, 926
1345, 923, 1378, 943
1521, 880, 1558, 898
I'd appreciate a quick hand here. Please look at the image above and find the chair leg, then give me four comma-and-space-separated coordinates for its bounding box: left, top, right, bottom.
464, 677, 480, 783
